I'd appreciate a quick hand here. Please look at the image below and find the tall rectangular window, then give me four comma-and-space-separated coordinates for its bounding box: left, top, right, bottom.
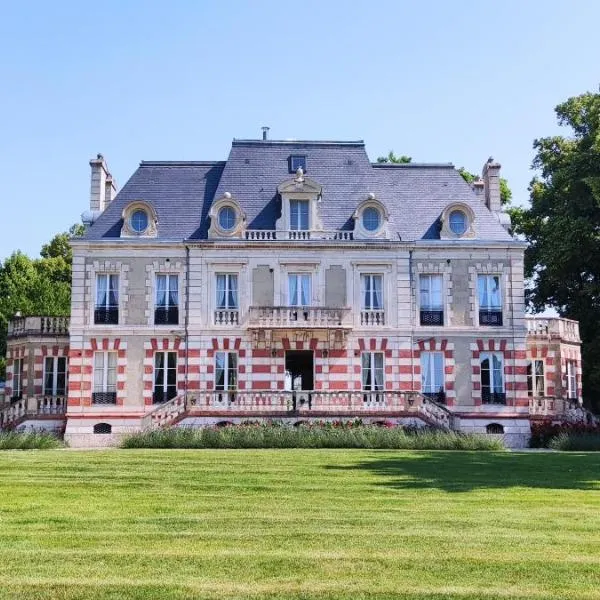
361, 352, 384, 391
12, 358, 23, 399
288, 273, 311, 306
478, 275, 502, 326
216, 274, 238, 310
44, 356, 67, 396
421, 352, 445, 400
93, 351, 117, 404
480, 352, 505, 404
155, 274, 179, 325
290, 200, 309, 230
361, 274, 383, 310
95, 274, 119, 324
215, 352, 237, 400
419, 274, 444, 325
527, 360, 545, 397
153, 351, 177, 404
567, 361, 577, 400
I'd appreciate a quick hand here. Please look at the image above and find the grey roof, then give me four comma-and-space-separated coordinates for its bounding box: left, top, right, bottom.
82, 139, 513, 243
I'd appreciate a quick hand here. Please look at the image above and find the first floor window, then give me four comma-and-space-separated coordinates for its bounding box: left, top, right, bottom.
567, 361, 578, 400
361, 274, 383, 310
527, 360, 545, 397
288, 273, 311, 306
478, 275, 502, 326
419, 274, 444, 325
95, 274, 119, 324
362, 352, 384, 391
215, 352, 237, 398
93, 351, 117, 404
12, 358, 23, 399
44, 356, 67, 396
216, 273, 238, 309
481, 352, 505, 404
155, 274, 179, 324
421, 352, 445, 401
153, 351, 177, 404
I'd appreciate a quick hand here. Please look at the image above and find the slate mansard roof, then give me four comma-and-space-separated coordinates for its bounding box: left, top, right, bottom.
83, 139, 513, 242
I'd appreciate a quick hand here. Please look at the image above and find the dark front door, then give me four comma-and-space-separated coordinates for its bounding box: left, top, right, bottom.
285, 351, 314, 391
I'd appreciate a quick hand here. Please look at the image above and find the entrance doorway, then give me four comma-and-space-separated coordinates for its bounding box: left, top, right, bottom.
285, 351, 314, 391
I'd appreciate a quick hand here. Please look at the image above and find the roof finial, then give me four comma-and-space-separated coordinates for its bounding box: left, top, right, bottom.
295, 166, 304, 182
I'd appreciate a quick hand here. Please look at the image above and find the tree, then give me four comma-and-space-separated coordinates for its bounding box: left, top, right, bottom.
376, 151, 412, 164
457, 167, 513, 205
0, 226, 80, 379
511, 89, 600, 412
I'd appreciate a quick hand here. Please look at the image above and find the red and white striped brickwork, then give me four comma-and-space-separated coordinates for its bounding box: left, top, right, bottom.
67, 338, 127, 407
411, 339, 456, 406
560, 343, 583, 400
527, 343, 557, 397
4, 345, 28, 399
470, 338, 528, 407
33, 344, 70, 395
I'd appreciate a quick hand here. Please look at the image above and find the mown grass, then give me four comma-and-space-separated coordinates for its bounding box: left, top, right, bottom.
0, 431, 63, 450
0, 450, 599, 599
121, 425, 504, 450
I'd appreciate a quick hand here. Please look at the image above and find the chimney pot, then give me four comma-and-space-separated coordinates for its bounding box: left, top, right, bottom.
261, 126, 270, 141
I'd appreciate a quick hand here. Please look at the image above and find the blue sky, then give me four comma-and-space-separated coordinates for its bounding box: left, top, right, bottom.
0, 0, 598, 261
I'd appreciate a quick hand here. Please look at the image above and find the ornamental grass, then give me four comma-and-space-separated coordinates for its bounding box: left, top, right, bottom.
0, 431, 64, 450
549, 432, 600, 451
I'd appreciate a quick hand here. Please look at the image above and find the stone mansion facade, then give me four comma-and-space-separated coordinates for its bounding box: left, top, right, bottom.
1, 136, 585, 446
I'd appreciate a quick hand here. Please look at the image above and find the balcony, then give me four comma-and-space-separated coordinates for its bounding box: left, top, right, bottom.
245, 230, 354, 241
420, 310, 444, 326
94, 306, 119, 325
479, 310, 503, 326
7, 316, 69, 338
526, 317, 581, 343
247, 307, 352, 329
214, 309, 239, 326
360, 310, 385, 326
154, 306, 179, 325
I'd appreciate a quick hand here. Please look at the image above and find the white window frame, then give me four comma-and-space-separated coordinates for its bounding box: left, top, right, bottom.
93, 351, 117, 393
12, 358, 23, 398
95, 273, 119, 309
43, 356, 67, 396
567, 361, 577, 399
155, 274, 179, 309
216, 273, 239, 310
527, 359, 545, 397
288, 273, 312, 307
289, 199, 310, 231
478, 274, 503, 311
420, 351, 445, 396
153, 351, 178, 401
419, 274, 443, 311
480, 352, 505, 402
360, 274, 384, 310
361, 352, 384, 391
215, 352, 238, 391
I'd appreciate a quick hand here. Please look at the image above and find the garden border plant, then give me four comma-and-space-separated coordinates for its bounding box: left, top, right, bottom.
0, 431, 64, 450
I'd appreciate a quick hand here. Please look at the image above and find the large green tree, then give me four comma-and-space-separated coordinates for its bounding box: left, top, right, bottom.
0, 225, 82, 378
512, 89, 600, 411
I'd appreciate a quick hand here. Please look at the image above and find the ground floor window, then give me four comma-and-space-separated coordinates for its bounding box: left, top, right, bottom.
215, 352, 237, 395
527, 360, 545, 397
480, 352, 505, 404
93, 351, 117, 404
362, 352, 384, 397
421, 351, 445, 402
153, 351, 177, 404
12, 358, 23, 399
44, 356, 67, 396
567, 360, 578, 400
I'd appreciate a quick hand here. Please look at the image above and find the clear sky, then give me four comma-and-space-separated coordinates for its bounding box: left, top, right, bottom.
0, 0, 598, 261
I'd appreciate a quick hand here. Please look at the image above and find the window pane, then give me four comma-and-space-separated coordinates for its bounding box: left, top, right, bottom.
96, 275, 107, 307
361, 353, 371, 389
288, 275, 298, 306
490, 276, 502, 308
44, 357, 54, 395
478, 276, 488, 307
228, 275, 238, 309
433, 352, 444, 390
156, 275, 167, 307
300, 275, 311, 306
373, 276, 383, 309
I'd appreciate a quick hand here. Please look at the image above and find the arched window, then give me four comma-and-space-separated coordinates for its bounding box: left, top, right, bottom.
93, 422, 112, 434
486, 423, 504, 435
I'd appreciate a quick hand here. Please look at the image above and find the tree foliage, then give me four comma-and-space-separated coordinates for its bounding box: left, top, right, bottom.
376, 151, 412, 164
511, 89, 600, 410
0, 226, 81, 378
457, 167, 513, 205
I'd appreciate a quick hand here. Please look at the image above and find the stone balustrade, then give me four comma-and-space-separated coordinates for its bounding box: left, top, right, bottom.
245, 230, 354, 241
214, 309, 239, 326
525, 317, 581, 343
7, 316, 70, 338
248, 306, 352, 329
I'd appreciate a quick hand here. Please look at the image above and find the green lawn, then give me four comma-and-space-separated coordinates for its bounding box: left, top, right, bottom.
0, 451, 599, 600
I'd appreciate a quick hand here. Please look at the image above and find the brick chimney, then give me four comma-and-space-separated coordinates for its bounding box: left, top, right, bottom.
482, 157, 502, 213
89, 154, 117, 212
471, 178, 485, 200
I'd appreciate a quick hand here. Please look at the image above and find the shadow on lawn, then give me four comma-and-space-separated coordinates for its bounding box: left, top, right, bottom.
327, 451, 600, 492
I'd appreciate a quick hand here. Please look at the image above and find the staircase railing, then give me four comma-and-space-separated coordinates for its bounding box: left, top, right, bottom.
140, 394, 187, 430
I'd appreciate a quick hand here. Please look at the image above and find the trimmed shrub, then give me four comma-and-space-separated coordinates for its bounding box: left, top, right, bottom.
0, 431, 64, 450
121, 423, 504, 451
530, 420, 600, 448
549, 432, 600, 451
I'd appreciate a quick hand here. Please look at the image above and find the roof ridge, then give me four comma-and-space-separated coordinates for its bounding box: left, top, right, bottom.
372, 162, 455, 168
232, 139, 365, 147
140, 161, 226, 167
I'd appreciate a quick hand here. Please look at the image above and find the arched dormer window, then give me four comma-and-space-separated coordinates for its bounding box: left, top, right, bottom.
440, 202, 476, 239
353, 194, 390, 239
121, 201, 158, 238
208, 193, 247, 239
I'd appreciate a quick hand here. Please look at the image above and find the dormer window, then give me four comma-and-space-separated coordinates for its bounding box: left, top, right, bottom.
130, 209, 149, 234
362, 207, 381, 232
121, 201, 158, 238
290, 199, 309, 230
440, 203, 475, 239
208, 193, 246, 239
289, 155, 307, 174
353, 195, 389, 239
449, 210, 467, 235
218, 206, 236, 231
